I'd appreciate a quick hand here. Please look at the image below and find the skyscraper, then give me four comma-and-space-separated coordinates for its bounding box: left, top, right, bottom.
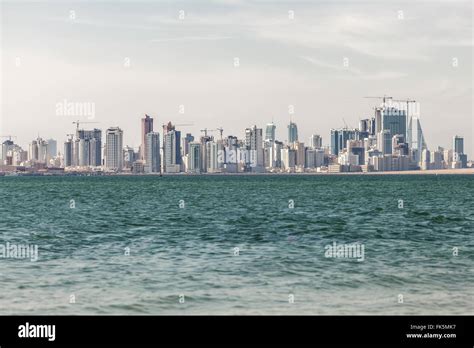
182, 133, 194, 157
265, 122, 276, 142
281, 147, 296, 170
163, 122, 181, 173
105, 127, 123, 170
63, 138, 73, 167
74, 129, 102, 167
330, 129, 339, 155
421, 148, 430, 170
78, 138, 89, 166
245, 125, 264, 171
359, 119, 369, 133
407, 116, 427, 163
294, 142, 305, 167
29, 137, 48, 164
141, 114, 153, 161
382, 107, 407, 142
378, 130, 392, 155
188, 142, 201, 173
347, 139, 365, 165
145, 132, 161, 173
375, 107, 383, 134
331, 128, 358, 155
123, 146, 135, 169
453, 135, 464, 154
46, 139, 57, 160
1, 140, 14, 165
309, 134, 322, 149
206, 140, 221, 172
288, 121, 298, 143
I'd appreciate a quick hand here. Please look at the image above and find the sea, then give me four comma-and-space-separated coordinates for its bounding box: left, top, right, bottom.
0, 175, 472, 315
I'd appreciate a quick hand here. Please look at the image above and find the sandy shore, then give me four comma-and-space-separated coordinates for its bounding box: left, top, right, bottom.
331, 168, 474, 175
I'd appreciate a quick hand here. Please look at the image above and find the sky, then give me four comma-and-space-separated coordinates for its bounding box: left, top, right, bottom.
1, 0, 473, 156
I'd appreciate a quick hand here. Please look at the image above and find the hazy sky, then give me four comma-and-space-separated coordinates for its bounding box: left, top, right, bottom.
1, 0, 473, 156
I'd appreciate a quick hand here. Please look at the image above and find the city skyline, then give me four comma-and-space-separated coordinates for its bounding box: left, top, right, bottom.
0, 101, 470, 174
1, 0, 472, 155
1, 98, 472, 160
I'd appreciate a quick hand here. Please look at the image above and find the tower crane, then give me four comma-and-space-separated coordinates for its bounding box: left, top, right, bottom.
72, 120, 99, 131
392, 99, 417, 140
200, 128, 217, 137
216, 127, 224, 140
392, 99, 416, 116
163, 123, 194, 134
364, 95, 393, 107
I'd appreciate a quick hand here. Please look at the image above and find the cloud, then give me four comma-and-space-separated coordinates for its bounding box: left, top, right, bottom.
299, 56, 406, 80
299, 56, 362, 74
150, 35, 233, 42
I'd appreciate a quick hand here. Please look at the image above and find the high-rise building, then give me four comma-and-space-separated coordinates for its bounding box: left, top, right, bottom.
309, 134, 322, 149
265, 123, 276, 142
63, 138, 73, 167
359, 119, 370, 133
294, 142, 305, 167
392, 134, 408, 156
330, 129, 339, 155
305, 148, 316, 168
305, 148, 324, 168
369, 117, 376, 136
443, 149, 453, 168
331, 128, 358, 155
1, 140, 14, 165
358, 119, 370, 140
182, 133, 194, 157
141, 114, 153, 161
375, 107, 383, 134
430, 150, 443, 169
269, 140, 283, 168
46, 139, 57, 160
288, 121, 298, 143
206, 140, 222, 172
188, 142, 201, 173
199, 135, 212, 173
29, 137, 48, 164
245, 125, 264, 171
73, 129, 102, 167
453, 135, 464, 154
145, 132, 161, 173
78, 138, 89, 166
347, 139, 365, 165
421, 148, 430, 170
163, 122, 181, 173
382, 107, 407, 142
263, 141, 272, 168
123, 146, 135, 169
377, 130, 392, 155
105, 127, 123, 170
407, 116, 427, 163
281, 147, 296, 170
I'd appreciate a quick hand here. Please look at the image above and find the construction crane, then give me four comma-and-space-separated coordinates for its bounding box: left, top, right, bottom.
392, 99, 416, 115
162, 123, 194, 134
364, 95, 393, 106
200, 128, 217, 137
72, 120, 99, 131
216, 127, 224, 140
393, 99, 417, 139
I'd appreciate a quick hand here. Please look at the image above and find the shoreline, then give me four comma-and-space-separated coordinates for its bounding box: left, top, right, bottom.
1, 168, 473, 176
